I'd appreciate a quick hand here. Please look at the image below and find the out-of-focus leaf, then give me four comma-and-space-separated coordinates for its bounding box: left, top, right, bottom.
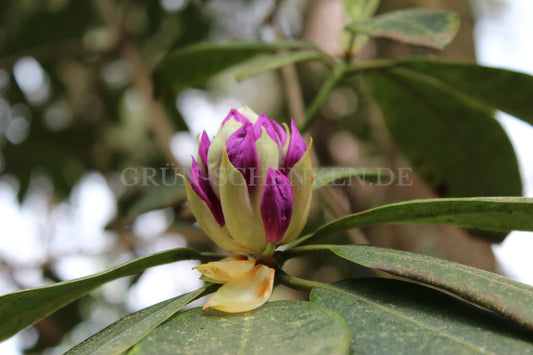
128, 301, 351, 354
393, 59, 533, 126
346, 8, 460, 49
153, 41, 317, 94
343, 0, 380, 21
0, 248, 219, 342
365, 69, 522, 199
312, 167, 389, 190
326, 245, 533, 331
124, 184, 186, 222
311, 279, 533, 354
314, 197, 533, 237
235, 51, 321, 81
66, 287, 211, 355
1, 1, 95, 55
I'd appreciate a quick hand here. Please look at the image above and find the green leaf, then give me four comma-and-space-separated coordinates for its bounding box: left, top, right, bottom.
394, 59, 533, 126
343, 0, 380, 21
124, 184, 186, 222
314, 197, 533, 237
153, 41, 317, 93
235, 51, 321, 81
327, 244, 533, 331
128, 301, 351, 354
66, 287, 210, 355
311, 279, 533, 354
0, 248, 219, 342
346, 8, 460, 50
312, 167, 390, 190
348, 59, 533, 128
365, 68, 522, 198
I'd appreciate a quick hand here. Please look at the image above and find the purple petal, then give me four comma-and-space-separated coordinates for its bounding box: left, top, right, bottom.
226, 122, 258, 192
253, 114, 286, 146
190, 158, 225, 226
284, 120, 307, 172
199, 131, 211, 170
271, 119, 287, 146
260, 168, 293, 243
221, 108, 249, 126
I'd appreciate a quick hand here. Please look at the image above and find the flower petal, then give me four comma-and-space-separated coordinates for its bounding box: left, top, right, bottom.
221, 108, 251, 126
219, 149, 266, 253
226, 121, 258, 191
194, 257, 255, 284
271, 119, 287, 146
198, 131, 211, 170
190, 158, 225, 226
203, 264, 275, 313
179, 175, 246, 253
253, 114, 286, 146
237, 106, 259, 123
282, 139, 313, 244
260, 168, 293, 244
251, 126, 279, 208
207, 117, 243, 197
285, 120, 307, 172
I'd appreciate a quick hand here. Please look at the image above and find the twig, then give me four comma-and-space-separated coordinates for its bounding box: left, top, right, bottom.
276, 270, 336, 292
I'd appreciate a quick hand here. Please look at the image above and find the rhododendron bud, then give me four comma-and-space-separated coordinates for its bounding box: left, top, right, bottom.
182, 107, 313, 256
182, 107, 313, 313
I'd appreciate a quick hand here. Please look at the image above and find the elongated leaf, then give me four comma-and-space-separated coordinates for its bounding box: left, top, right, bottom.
153, 41, 317, 93
315, 197, 533, 237
311, 279, 533, 354
394, 59, 533, 126
346, 8, 459, 49
365, 69, 522, 199
128, 301, 351, 354
312, 167, 390, 190
348, 59, 533, 128
0, 248, 219, 342
67, 287, 211, 355
235, 51, 321, 81
326, 245, 533, 331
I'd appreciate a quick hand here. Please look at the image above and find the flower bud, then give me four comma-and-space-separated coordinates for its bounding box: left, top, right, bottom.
182, 107, 313, 256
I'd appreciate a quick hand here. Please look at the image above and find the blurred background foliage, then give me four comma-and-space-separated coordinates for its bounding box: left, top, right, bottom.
0, 0, 530, 353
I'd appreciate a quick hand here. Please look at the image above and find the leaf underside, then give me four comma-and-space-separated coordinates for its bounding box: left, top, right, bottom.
346, 8, 460, 49
311, 278, 533, 354
328, 244, 533, 331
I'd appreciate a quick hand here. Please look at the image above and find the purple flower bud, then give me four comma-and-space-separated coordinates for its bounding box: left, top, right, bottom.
190, 158, 225, 226
260, 168, 293, 243
199, 131, 210, 170
226, 122, 258, 191
285, 120, 307, 172
185, 107, 312, 256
